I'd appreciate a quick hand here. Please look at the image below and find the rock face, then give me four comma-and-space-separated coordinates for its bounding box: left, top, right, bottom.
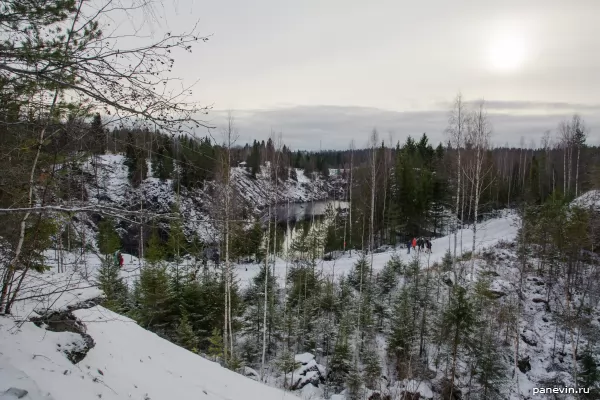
72, 155, 347, 254
2, 388, 29, 399
31, 308, 96, 364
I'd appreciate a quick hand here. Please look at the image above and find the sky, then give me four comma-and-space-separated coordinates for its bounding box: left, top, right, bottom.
129, 0, 600, 149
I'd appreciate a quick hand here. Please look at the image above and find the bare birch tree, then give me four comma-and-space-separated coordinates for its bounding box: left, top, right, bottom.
446, 93, 467, 282
465, 100, 492, 279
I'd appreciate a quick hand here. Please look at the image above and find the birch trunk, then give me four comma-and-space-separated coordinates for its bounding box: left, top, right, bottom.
563, 144, 567, 194
575, 145, 580, 197
369, 130, 377, 279
261, 204, 271, 381
349, 141, 354, 255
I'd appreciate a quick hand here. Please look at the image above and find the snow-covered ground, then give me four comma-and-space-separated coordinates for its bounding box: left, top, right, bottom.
0, 306, 302, 400
0, 248, 304, 399
234, 210, 519, 289
0, 210, 520, 400
572, 189, 600, 209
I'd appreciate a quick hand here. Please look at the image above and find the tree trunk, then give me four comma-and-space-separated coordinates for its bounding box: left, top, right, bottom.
563, 144, 567, 194
261, 203, 271, 381
575, 145, 580, 197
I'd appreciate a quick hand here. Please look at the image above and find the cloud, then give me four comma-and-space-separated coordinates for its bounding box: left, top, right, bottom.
203, 104, 599, 150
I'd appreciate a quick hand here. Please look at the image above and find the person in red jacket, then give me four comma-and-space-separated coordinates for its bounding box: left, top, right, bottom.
118, 252, 124, 268
412, 237, 417, 250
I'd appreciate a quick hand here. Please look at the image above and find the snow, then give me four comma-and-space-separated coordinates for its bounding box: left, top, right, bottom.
299, 382, 322, 400
572, 189, 600, 209
0, 306, 301, 400
294, 353, 315, 365
235, 210, 519, 289
2, 244, 304, 399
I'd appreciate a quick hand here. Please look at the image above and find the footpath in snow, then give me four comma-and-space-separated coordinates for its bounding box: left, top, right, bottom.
235, 210, 519, 288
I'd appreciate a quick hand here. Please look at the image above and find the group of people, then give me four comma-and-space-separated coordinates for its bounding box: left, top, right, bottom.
407, 237, 432, 254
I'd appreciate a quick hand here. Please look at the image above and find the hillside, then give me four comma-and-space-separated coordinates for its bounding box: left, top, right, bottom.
0, 274, 302, 400
66, 154, 345, 253
2, 203, 600, 399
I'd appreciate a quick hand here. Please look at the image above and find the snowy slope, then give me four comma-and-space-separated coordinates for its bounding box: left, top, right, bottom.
572, 189, 600, 209
1, 307, 301, 400
234, 210, 519, 289
1, 247, 302, 400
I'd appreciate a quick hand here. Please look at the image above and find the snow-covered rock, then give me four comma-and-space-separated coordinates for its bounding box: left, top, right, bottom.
286, 355, 326, 390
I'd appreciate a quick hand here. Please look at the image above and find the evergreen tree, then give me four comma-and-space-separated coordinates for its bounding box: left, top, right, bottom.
176, 310, 198, 352
152, 134, 174, 181
579, 350, 600, 398
208, 327, 224, 360
166, 211, 187, 261
97, 258, 128, 312
246, 140, 261, 178
90, 113, 105, 154
97, 218, 121, 256
348, 255, 370, 292
133, 265, 172, 334
327, 333, 352, 393
362, 346, 381, 390
442, 285, 475, 391
346, 362, 363, 400
145, 227, 166, 264
388, 287, 415, 378
123, 131, 147, 187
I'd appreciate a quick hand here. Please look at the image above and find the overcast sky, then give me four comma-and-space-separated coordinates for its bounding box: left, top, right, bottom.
145, 0, 599, 149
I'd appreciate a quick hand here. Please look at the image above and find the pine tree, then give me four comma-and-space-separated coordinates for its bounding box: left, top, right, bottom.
145, 227, 165, 264
166, 211, 187, 261
90, 113, 105, 154
176, 310, 198, 352
327, 334, 352, 393
123, 130, 148, 187
97, 218, 121, 256
247, 140, 261, 178
346, 362, 363, 400
97, 258, 128, 312
579, 350, 600, 398
152, 135, 174, 181
124, 131, 139, 183
443, 285, 475, 394
348, 255, 370, 292
134, 265, 172, 334
207, 328, 224, 360
362, 346, 382, 390
388, 287, 415, 378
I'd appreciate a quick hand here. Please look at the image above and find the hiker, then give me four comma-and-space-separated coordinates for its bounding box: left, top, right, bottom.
426, 239, 432, 253
407, 239, 412, 254
417, 237, 424, 251
113, 250, 120, 267
118, 252, 124, 268
411, 237, 417, 250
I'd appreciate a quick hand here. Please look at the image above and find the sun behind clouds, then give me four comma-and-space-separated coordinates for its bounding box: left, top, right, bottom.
487, 29, 529, 73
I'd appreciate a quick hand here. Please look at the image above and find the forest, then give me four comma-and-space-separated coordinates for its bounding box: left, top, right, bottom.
1, 1, 600, 400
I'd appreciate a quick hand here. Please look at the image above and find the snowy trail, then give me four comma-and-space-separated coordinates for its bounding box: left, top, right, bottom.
234, 211, 519, 288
